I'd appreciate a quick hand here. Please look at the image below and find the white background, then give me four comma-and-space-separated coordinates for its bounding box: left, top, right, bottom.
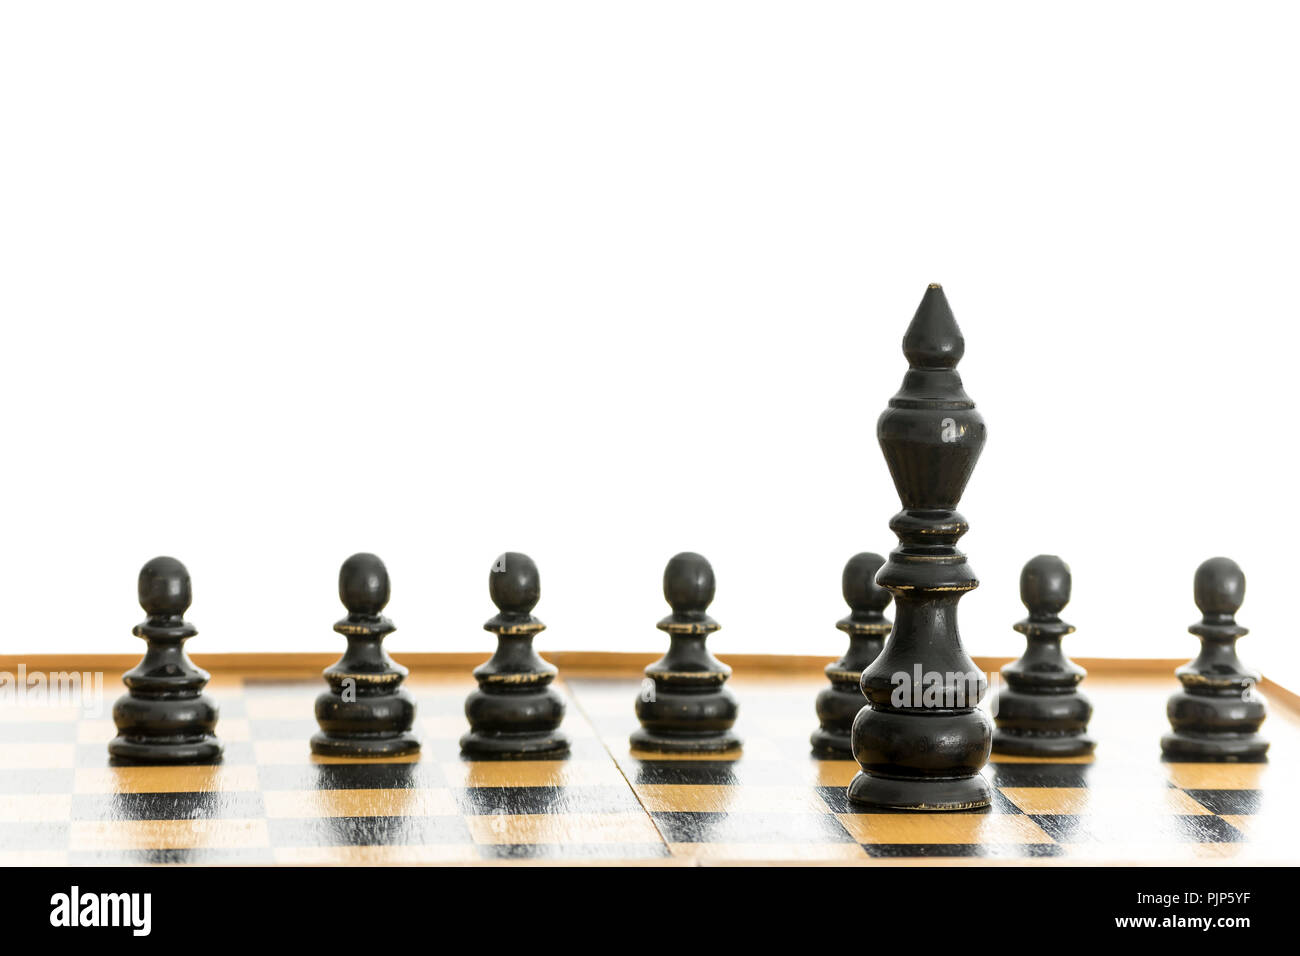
2, 3, 1296, 685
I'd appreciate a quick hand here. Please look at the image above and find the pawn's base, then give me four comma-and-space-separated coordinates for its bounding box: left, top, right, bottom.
310, 732, 420, 758
630, 728, 741, 754
1160, 731, 1269, 763
108, 736, 223, 765
459, 730, 569, 759
847, 771, 992, 811
810, 726, 852, 757
993, 730, 1096, 758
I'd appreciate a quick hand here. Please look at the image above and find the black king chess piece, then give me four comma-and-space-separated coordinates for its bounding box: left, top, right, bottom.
311, 553, 419, 757
632, 552, 740, 753
812, 552, 891, 756
461, 552, 569, 758
1161, 557, 1268, 762
109, 556, 222, 764
992, 555, 1095, 757
849, 284, 993, 810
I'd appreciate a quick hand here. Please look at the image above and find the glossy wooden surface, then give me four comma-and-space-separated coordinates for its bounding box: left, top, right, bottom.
0, 661, 1297, 865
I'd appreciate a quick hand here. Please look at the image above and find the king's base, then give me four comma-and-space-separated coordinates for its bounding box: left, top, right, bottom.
310, 732, 420, 758
108, 736, 223, 765
847, 770, 992, 811
810, 726, 852, 757
1160, 731, 1269, 763
630, 728, 741, 754
459, 730, 569, 759
993, 729, 1096, 758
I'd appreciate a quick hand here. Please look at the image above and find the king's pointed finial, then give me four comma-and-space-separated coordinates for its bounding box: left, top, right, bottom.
902, 283, 965, 369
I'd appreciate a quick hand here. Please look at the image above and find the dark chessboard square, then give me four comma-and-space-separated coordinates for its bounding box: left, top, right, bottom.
454, 785, 642, 816
987, 763, 1095, 788
1020, 842, 1069, 857
0, 821, 68, 850
816, 786, 856, 814
256, 761, 443, 792
1183, 815, 1249, 843
630, 761, 740, 786
268, 814, 471, 848
652, 811, 855, 845
477, 842, 671, 861
864, 843, 984, 858
72, 790, 266, 822
863, 842, 1064, 859
1183, 789, 1262, 815
1028, 814, 1095, 844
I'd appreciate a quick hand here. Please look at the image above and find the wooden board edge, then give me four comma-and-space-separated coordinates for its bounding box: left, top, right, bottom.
1261, 675, 1300, 715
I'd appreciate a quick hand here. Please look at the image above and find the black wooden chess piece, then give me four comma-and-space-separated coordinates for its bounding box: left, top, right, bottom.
991, 555, 1095, 756
311, 553, 419, 757
848, 284, 993, 810
109, 557, 223, 764
631, 552, 740, 753
1161, 557, 1268, 762
812, 552, 891, 756
461, 552, 569, 758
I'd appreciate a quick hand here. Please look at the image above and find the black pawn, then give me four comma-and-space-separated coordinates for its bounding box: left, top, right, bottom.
992, 556, 1095, 757
109, 557, 222, 764
812, 553, 891, 756
1161, 557, 1268, 762
461, 553, 568, 758
632, 552, 740, 753
311, 553, 419, 757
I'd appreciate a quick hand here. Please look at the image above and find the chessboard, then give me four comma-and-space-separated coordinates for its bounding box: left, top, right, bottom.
2, 655, 1297, 866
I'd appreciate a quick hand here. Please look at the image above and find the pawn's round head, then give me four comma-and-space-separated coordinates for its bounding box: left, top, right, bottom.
338, 553, 390, 616
138, 556, 192, 618
489, 552, 540, 615
842, 552, 890, 614
1020, 555, 1071, 617
663, 552, 715, 615
1194, 556, 1245, 618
